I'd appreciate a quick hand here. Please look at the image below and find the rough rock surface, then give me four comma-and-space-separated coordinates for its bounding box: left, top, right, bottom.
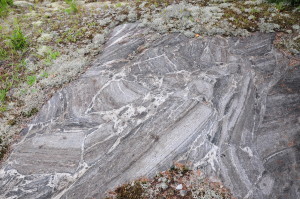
0, 24, 299, 199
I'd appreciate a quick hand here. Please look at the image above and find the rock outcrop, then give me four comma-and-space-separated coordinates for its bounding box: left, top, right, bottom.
0, 24, 299, 199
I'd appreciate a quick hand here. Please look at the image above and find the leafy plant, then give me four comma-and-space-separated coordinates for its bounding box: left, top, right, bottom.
9, 27, 28, 51
4, 0, 12, 5
275, 1, 286, 10
26, 75, 36, 86
0, 0, 13, 17
65, 0, 78, 14
115, 2, 122, 7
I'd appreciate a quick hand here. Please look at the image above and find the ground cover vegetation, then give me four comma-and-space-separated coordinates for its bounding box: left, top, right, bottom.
105, 163, 235, 199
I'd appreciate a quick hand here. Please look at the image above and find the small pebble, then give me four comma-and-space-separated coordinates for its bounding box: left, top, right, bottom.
176, 184, 183, 190
180, 190, 187, 196
161, 182, 168, 190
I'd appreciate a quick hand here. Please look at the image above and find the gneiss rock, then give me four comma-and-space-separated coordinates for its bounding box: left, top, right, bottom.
0, 23, 299, 199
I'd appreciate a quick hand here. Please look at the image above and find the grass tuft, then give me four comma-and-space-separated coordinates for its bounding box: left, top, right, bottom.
0, 89, 7, 102
26, 75, 37, 86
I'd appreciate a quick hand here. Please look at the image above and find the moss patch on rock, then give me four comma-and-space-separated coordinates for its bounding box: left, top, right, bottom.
105, 164, 235, 199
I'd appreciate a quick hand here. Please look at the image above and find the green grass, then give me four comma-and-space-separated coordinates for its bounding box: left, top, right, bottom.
26, 75, 36, 86
115, 2, 122, 7
0, 0, 13, 17
65, 0, 78, 14
0, 105, 7, 112
0, 89, 7, 102
9, 27, 28, 51
45, 49, 60, 64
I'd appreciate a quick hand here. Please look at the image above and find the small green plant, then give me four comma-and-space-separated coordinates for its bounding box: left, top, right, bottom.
0, 47, 7, 60
250, 8, 260, 13
9, 27, 28, 51
65, 0, 78, 14
26, 75, 36, 86
0, 0, 13, 17
0, 89, 7, 102
275, 1, 286, 10
0, 105, 7, 112
45, 49, 60, 64
115, 2, 122, 7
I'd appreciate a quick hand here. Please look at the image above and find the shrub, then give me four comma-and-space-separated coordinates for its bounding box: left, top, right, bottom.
9, 27, 28, 51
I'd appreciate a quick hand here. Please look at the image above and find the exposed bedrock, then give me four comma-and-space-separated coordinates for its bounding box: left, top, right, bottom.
0, 24, 299, 199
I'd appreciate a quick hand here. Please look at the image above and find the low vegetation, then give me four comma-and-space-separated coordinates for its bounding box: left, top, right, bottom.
64, 0, 79, 14
9, 26, 28, 50
268, 0, 300, 6
0, 0, 13, 17
105, 163, 234, 199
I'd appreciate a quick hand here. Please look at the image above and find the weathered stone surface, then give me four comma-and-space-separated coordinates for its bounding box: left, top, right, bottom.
0, 23, 299, 199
